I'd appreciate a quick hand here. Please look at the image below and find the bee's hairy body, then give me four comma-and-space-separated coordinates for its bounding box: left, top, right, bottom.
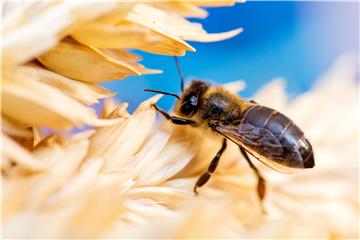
175, 81, 247, 125
147, 59, 315, 204
174, 80, 314, 172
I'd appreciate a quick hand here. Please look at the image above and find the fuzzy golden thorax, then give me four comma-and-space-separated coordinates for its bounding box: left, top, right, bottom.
174, 80, 252, 128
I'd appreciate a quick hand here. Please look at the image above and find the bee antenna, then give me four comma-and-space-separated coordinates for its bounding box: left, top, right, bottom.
144, 89, 180, 99
174, 56, 184, 92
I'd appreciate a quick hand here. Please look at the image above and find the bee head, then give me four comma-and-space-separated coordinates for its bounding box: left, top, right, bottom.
175, 80, 209, 117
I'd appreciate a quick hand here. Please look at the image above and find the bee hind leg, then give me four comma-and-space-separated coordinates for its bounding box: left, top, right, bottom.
239, 147, 267, 212
194, 138, 227, 194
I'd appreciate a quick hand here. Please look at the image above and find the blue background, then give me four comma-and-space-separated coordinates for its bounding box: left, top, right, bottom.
102, 1, 359, 112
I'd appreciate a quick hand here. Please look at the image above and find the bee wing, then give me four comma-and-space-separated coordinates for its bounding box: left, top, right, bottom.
213, 122, 298, 173
214, 122, 283, 156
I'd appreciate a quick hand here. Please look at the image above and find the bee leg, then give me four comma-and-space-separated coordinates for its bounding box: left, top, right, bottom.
250, 99, 257, 104
239, 147, 267, 211
194, 138, 227, 194
152, 104, 196, 125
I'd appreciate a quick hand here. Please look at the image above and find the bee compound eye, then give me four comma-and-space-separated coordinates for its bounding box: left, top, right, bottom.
180, 102, 195, 116
180, 94, 199, 117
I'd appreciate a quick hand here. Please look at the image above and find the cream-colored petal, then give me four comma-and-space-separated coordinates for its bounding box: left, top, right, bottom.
84, 3, 134, 25
223, 80, 246, 94
72, 5, 241, 64
86, 95, 162, 171
110, 49, 142, 62
1, 117, 33, 138
135, 139, 195, 186
192, 0, 246, 7
69, 3, 155, 49
240, 215, 330, 239
121, 197, 177, 224
3, 2, 119, 68
91, 48, 162, 75
1, 133, 45, 172
136, 37, 193, 56
11, 64, 116, 105
37, 39, 153, 83
32, 127, 43, 146
253, 78, 288, 111
45, 158, 104, 207
2, 71, 120, 129
68, 4, 204, 55
126, 186, 193, 210
59, 182, 124, 238
125, 4, 196, 50
100, 100, 130, 119
3, 176, 123, 238
151, 2, 209, 18
127, 4, 242, 43
71, 22, 160, 49
118, 197, 238, 239
25, 137, 89, 209
126, 130, 171, 181
182, 27, 243, 42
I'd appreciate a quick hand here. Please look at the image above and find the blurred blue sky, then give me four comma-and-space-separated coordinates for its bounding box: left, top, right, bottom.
102, 1, 359, 112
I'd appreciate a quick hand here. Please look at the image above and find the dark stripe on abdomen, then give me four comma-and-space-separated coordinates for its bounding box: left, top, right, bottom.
241, 105, 275, 128
242, 105, 313, 168
243, 106, 299, 137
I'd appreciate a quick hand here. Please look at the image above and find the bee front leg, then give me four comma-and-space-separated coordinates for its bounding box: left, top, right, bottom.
239, 147, 267, 212
194, 138, 227, 194
152, 104, 196, 125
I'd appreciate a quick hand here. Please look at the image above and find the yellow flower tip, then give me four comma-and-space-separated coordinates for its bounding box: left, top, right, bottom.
108, 107, 130, 120
38, 40, 158, 83
1, 117, 33, 139
101, 101, 130, 119
33, 133, 66, 150
142, 68, 163, 75
106, 90, 117, 98
187, 44, 197, 52
223, 80, 246, 94
228, 27, 243, 37
136, 94, 163, 112
2, 133, 47, 173
198, 27, 243, 42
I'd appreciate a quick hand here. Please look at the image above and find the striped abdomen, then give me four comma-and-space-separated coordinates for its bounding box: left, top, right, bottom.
241, 105, 314, 170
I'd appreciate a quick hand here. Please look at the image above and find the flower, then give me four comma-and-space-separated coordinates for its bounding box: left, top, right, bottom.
1, 1, 244, 238
2, 1, 358, 239
2, 1, 242, 130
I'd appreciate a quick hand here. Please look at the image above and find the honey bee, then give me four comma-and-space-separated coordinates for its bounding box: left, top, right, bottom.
145, 57, 315, 203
